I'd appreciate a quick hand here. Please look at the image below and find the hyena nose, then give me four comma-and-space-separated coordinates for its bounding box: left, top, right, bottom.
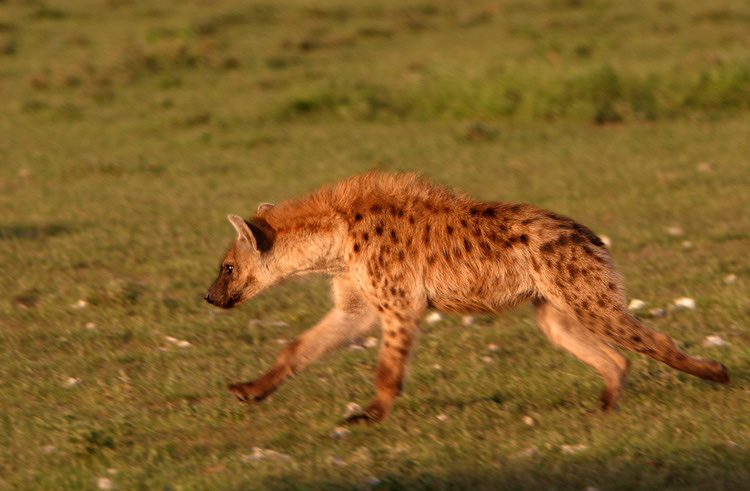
203, 292, 213, 304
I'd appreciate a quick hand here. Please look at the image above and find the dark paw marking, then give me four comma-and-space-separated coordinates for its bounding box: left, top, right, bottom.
227, 383, 267, 404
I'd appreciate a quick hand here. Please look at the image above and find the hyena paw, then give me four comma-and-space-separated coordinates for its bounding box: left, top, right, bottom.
343, 412, 378, 425
227, 382, 269, 404
343, 403, 387, 425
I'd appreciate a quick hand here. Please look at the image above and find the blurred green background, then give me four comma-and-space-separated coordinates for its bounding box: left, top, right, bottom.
1, 0, 749, 489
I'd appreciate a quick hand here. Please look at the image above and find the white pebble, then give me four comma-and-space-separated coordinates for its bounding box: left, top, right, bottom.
96, 477, 115, 490
600, 235, 612, 248
723, 274, 738, 284
462, 315, 475, 326
436, 413, 449, 422
666, 226, 684, 236
628, 299, 646, 311
348, 344, 364, 351
648, 308, 666, 317
702, 335, 729, 348
487, 343, 499, 352
482, 356, 493, 363
71, 299, 89, 310
561, 444, 588, 455
345, 402, 363, 417
330, 426, 350, 439
85, 322, 97, 330
241, 447, 294, 463
63, 377, 82, 388
165, 336, 191, 348
682, 240, 694, 249
425, 312, 443, 324
673, 297, 696, 310
42, 444, 57, 453
522, 415, 535, 426
363, 336, 379, 348
432, 363, 442, 370
326, 455, 347, 466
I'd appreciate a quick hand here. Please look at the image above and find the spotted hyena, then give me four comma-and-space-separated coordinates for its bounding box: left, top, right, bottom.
204, 171, 728, 423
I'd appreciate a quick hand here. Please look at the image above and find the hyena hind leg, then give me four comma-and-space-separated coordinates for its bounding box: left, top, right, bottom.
534, 299, 631, 410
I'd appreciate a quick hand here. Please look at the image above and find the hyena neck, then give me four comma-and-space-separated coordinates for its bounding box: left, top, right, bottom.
265, 204, 348, 280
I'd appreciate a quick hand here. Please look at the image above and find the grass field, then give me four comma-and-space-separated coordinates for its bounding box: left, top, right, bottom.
1, 0, 750, 489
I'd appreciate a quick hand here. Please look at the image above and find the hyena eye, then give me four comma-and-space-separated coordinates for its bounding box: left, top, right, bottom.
225, 264, 234, 274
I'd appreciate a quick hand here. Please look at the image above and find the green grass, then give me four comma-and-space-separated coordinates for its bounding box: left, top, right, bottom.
1, 0, 750, 489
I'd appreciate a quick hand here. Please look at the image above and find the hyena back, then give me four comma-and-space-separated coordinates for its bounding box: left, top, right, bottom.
204, 171, 728, 423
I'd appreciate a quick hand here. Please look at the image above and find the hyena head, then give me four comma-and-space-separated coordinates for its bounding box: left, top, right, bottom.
204, 213, 277, 309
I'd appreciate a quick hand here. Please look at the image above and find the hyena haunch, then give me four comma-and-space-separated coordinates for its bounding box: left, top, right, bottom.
204, 171, 728, 423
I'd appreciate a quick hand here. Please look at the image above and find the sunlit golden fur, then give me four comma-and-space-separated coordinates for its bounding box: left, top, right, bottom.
204, 171, 728, 423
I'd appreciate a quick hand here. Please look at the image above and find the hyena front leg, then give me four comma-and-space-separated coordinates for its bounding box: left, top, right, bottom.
229, 277, 378, 405
346, 306, 423, 424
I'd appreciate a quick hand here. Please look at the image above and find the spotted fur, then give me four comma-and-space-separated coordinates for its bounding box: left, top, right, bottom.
204, 171, 729, 423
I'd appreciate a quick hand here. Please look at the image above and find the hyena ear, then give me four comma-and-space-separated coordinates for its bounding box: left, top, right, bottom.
257, 203, 275, 215
227, 214, 274, 254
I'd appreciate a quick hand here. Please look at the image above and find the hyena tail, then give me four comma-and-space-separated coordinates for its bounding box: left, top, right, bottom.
597, 309, 729, 383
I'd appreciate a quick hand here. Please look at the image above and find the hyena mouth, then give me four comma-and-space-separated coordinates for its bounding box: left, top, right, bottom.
222, 294, 242, 309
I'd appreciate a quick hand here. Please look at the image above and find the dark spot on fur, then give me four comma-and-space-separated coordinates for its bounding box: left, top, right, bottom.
521, 218, 534, 225
567, 263, 578, 279
509, 204, 522, 213
409, 215, 415, 224
423, 224, 431, 244
632, 335, 642, 343
375, 224, 384, 236
427, 254, 436, 264
469, 207, 480, 217
396, 250, 405, 261
540, 241, 555, 254
354, 213, 363, 222
460, 219, 468, 227
397, 347, 409, 357
384, 341, 391, 348
570, 233, 586, 245
519, 234, 528, 244
376, 305, 384, 312
597, 297, 607, 307
390, 229, 398, 243
471, 227, 482, 237
608, 282, 618, 292
353, 243, 360, 253
482, 206, 497, 218
363, 232, 370, 242
446, 225, 454, 235
555, 234, 570, 247
572, 223, 605, 247
463, 238, 472, 253
371, 204, 382, 213
453, 247, 463, 258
